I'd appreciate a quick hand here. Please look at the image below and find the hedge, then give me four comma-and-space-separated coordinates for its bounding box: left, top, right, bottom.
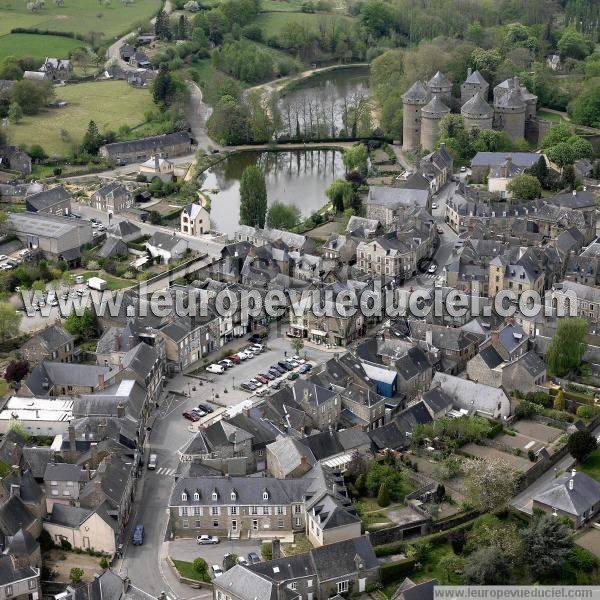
487, 422, 503, 438
10, 27, 85, 41
380, 559, 417, 584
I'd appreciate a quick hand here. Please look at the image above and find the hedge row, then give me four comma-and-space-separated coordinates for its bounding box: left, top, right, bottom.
380, 558, 417, 584
11, 27, 86, 41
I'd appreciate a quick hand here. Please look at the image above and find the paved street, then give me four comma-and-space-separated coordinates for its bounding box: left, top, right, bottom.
169, 539, 263, 574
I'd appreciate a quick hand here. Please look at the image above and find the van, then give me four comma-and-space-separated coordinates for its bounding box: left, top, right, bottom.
132, 524, 144, 546
147, 454, 157, 470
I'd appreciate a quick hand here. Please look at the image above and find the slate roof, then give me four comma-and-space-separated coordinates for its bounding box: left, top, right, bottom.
215, 564, 278, 600
421, 387, 453, 415
24, 362, 115, 396
402, 80, 429, 103
101, 131, 191, 157
311, 535, 378, 580
44, 462, 88, 482
80, 454, 134, 511
534, 471, 600, 517
2, 469, 44, 505
478, 345, 504, 369
147, 231, 188, 253
107, 220, 141, 238
22, 447, 58, 479
267, 437, 315, 476
427, 71, 452, 89
549, 190, 597, 210
396, 346, 431, 381
511, 350, 546, 377
98, 237, 128, 259
307, 492, 360, 530
465, 69, 487, 85
50, 503, 94, 527
5, 528, 38, 557
0, 555, 37, 586
120, 341, 160, 382
367, 421, 402, 451
421, 95, 450, 116
497, 322, 528, 355
26, 185, 71, 211
26, 323, 73, 353
395, 401, 433, 441
0, 495, 36, 535
471, 152, 539, 168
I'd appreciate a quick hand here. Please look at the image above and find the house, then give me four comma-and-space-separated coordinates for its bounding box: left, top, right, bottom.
488, 156, 524, 198
7, 213, 92, 265
345, 216, 382, 239
322, 233, 358, 263
98, 237, 129, 259
44, 503, 117, 554
532, 469, 600, 528
58, 569, 129, 599
19, 323, 75, 366
213, 535, 379, 600
3, 528, 41, 570
39, 57, 72, 81
43, 463, 88, 510
366, 187, 430, 226
235, 225, 314, 254
0, 397, 73, 436
146, 231, 189, 263
418, 144, 453, 192
106, 219, 141, 242
305, 490, 361, 547
119, 43, 135, 61
181, 202, 209, 236
0, 555, 39, 600
139, 154, 174, 182
266, 438, 316, 479
392, 578, 437, 600
25, 185, 71, 216
470, 152, 540, 183
429, 372, 511, 419
0, 147, 31, 175
99, 131, 193, 164
169, 476, 310, 538
339, 385, 388, 431
552, 280, 600, 323
130, 51, 152, 69
91, 181, 134, 214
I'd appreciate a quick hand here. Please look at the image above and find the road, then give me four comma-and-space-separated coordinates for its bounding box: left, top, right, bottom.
511, 422, 600, 515
186, 82, 220, 153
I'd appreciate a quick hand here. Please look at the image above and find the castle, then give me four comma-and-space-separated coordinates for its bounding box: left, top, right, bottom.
402, 69, 538, 151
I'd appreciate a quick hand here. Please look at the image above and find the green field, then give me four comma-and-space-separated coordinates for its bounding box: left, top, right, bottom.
0, 0, 161, 37
255, 11, 353, 36
80, 271, 133, 291
0, 33, 81, 62
581, 449, 600, 481
260, 0, 306, 11
6, 80, 154, 157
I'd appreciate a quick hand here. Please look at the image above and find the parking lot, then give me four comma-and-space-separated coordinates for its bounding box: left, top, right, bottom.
168, 538, 263, 577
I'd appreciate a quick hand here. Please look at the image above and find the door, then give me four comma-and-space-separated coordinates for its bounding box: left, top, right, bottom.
231, 520, 237, 531
83, 537, 90, 550
252, 520, 258, 530
359, 578, 366, 592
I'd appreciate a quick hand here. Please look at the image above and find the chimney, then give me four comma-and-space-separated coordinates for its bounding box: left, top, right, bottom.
490, 330, 499, 347
11, 465, 21, 482
9, 485, 20, 498
69, 425, 76, 461
271, 538, 281, 561
114, 334, 120, 352
116, 403, 125, 419
97, 373, 105, 390
91, 443, 99, 469
128, 335, 135, 348
118, 359, 124, 371
11, 444, 19, 468
467, 67, 472, 77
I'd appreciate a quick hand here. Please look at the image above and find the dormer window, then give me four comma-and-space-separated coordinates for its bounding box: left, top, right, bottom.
212, 491, 218, 501
194, 492, 199, 501
231, 491, 237, 501
263, 490, 269, 500
181, 492, 187, 501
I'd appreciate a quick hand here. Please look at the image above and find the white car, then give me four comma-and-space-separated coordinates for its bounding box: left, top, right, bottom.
197, 535, 219, 545
460, 166, 467, 173
236, 351, 249, 360
431, 202, 438, 209
249, 378, 263, 387
292, 355, 305, 364
237, 556, 249, 566
251, 344, 265, 353
212, 565, 223, 578
428, 264, 437, 274
0, 255, 7, 261
206, 364, 225, 374
147, 454, 157, 470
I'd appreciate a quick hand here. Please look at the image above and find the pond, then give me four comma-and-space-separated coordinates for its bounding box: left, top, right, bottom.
277, 66, 370, 138
201, 149, 344, 236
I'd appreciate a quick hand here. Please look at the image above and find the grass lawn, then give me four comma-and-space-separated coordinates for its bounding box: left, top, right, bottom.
0, 33, 82, 62
7, 80, 153, 157
282, 533, 313, 556
171, 560, 210, 582
261, 0, 306, 11
0, 379, 8, 399
255, 11, 354, 37
79, 270, 133, 291
581, 449, 600, 482
0, 0, 161, 37
537, 108, 569, 122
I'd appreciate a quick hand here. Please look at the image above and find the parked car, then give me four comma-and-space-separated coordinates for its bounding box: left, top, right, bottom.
0, 255, 8, 261
197, 403, 213, 413
272, 364, 285, 374
197, 535, 219, 545
298, 364, 311, 374
248, 552, 261, 565
132, 525, 144, 546
269, 368, 282, 378
251, 344, 265, 353
260, 371, 275, 381
255, 374, 268, 385
147, 454, 157, 470
212, 565, 223, 578
236, 351, 249, 360
228, 355, 241, 365
278, 361, 292, 371
256, 388, 269, 397
287, 372, 299, 381
460, 166, 466, 172
182, 412, 200, 422
436, 225, 444, 234
287, 359, 299, 368
192, 408, 206, 418
292, 355, 305, 364
206, 364, 225, 374
249, 378, 263, 387
272, 380, 284, 390
219, 359, 233, 369
241, 382, 256, 392
427, 264, 437, 274
431, 202, 438, 209
237, 556, 249, 566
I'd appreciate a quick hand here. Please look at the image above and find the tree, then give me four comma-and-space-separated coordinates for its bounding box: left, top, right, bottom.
239, 165, 267, 228
365, 461, 406, 501
342, 144, 368, 177
64, 308, 97, 340
570, 85, 600, 128
176, 14, 189, 40
547, 317, 587, 376
557, 28, 593, 60
464, 547, 511, 584
463, 458, 518, 512
354, 473, 366, 496
567, 430, 598, 463
69, 568, 84, 584
561, 164, 577, 190
0, 303, 21, 342
377, 482, 390, 507
155, 8, 172, 40
506, 173, 541, 201
4, 360, 29, 382
290, 337, 304, 355
325, 179, 353, 213
29, 144, 47, 162
267, 201, 300, 229
448, 529, 466, 554
470, 47, 502, 82
81, 120, 102, 155
7, 102, 22, 124
438, 555, 464, 584
10, 79, 54, 114
553, 389, 565, 411
193, 557, 208, 575
523, 514, 573, 577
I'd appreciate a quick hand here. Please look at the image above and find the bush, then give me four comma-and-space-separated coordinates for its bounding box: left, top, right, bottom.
576, 405, 597, 419
377, 482, 391, 507
525, 391, 553, 408
380, 559, 417, 584
100, 557, 109, 569
487, 422, 503, 438
260, 542, 272, 561
60, 538, 72, 551
193, 557, 208, 574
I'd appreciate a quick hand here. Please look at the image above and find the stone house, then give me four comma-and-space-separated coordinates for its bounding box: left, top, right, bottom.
139, 154, 174, 182
339, 385, 388, 431
552, 281, 600, 323
20, 323, 75, 366
146, 231, 189, 263
395, 346, 434, 399
366, 187, 430, 226
266, 438, 316, 479
40, 57, 72, 81
181, 202, 209, 236
99, 131, 192, 164
488, 248, 545, 301
43, 462, 88, 511
235, 225, 314, 254
305, 491, 361, 547
294, 380, 341, 431
0, 147, 31, 175
470, 152, 540, 183
25, 186, 71, 216
0, 555, 39, 600
21, 363, 116, 397
169, 476, 309, 538
91, 181, 133, 214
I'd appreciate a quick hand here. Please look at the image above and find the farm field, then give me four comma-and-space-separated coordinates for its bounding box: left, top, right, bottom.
255, 11, 354, 37
0, 32, 81, 62
6, 80, 153, 157
0, 0, 161, 38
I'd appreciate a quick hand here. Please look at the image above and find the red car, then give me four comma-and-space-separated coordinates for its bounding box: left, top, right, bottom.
183, 411, 200, 422
255, 374, 268, 385
228, 355, 241, 365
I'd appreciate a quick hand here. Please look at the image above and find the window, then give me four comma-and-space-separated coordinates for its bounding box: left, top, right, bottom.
211, 506, 219, 516
195, 519, 201, 528
337, 581, 349, 593
182, 519, 189, 528
278, 518, 284, 528
276, 506, 283, 515
290, 582, 297, 590
181, 492, 187, 501
52, 490, 58, 496
182, 507, 188, 517
263, 491, 269, 500
252, 520, 258, 530
230, 506, 239, 515
28, 579, 36, 590
295, 517, 302, 527
231, 492, 236, 501
67, 481, 74, 487
294, 505, 302, 514
251, 506, 258, 515
307, 579, 312, 587
213, 520, 219, 528
212, 492, 218, 501
194, 506, 201, 516
194, 492, 199, 501
63, 490, 71, 496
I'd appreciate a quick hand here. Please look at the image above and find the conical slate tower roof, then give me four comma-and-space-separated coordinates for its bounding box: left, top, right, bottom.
465, 69, 488, 85
496, 87, 525, 109
427, 71, 452, 88
422, 95, 450, 116
461, 91, 493, 117
402, 80, 429, 103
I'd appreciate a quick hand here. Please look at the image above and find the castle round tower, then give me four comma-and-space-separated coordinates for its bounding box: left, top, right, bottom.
461, 91, 493, 131
460, 68, 489, 106
426, 71, 452, 106
420, 95, 450, 151
402, 80, 429, 151
495, 87, 526, 141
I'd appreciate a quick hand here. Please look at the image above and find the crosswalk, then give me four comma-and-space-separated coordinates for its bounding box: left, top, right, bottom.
154, 467, 177, 476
